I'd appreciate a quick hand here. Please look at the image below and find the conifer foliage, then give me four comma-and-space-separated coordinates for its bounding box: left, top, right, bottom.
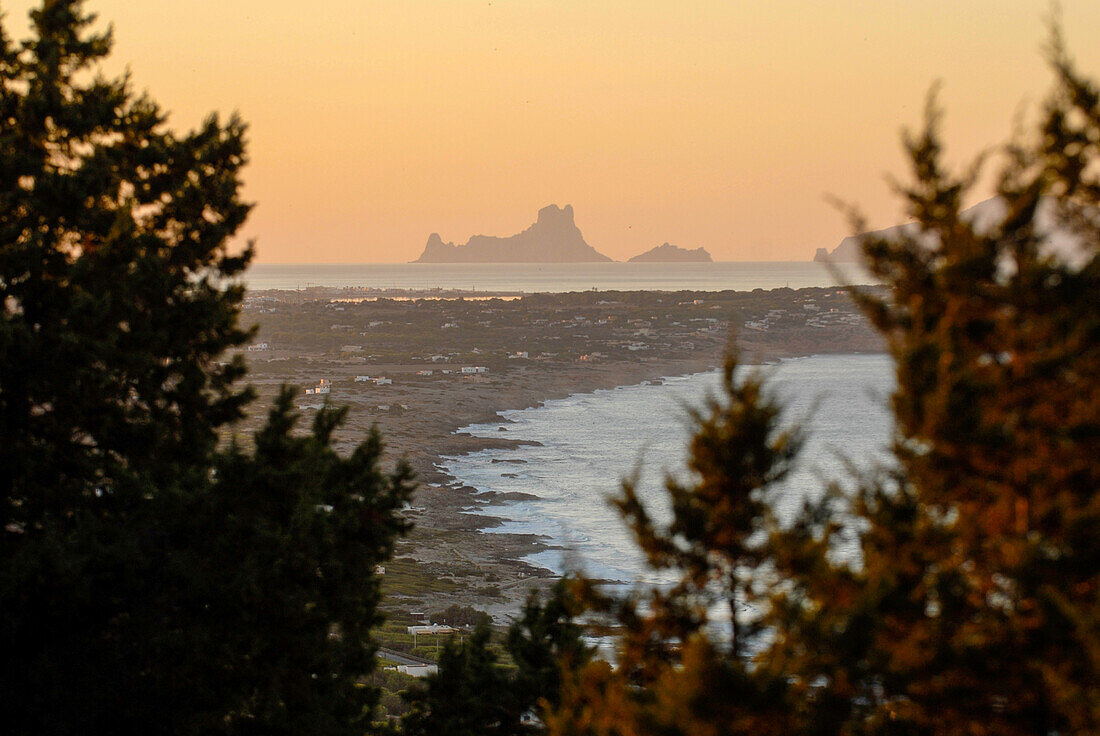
0, 3, 412, 733
402, 582, 592, 736
547, 41, 1100, 736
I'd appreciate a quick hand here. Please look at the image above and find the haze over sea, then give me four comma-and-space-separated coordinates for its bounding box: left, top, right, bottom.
245, 262, 876, 293
442, 354, 895, 585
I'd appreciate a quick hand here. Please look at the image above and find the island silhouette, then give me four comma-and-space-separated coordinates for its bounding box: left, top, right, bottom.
415, 205, 714, 263
414, 204, 611, 263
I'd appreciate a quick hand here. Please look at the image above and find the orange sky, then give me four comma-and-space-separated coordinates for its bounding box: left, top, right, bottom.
4, 1, 1099, 262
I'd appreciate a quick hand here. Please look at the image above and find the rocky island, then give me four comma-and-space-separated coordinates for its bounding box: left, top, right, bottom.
414, 204, 612, 263
628, 242, 712, 262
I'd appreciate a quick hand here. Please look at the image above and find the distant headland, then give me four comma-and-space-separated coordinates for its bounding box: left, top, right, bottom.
628, 243, 712, 263
813, 196, 1089, 267
414, 204, 612, 263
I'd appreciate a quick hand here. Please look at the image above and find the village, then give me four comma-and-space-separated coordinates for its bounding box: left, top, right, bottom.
238, 285, 884, 405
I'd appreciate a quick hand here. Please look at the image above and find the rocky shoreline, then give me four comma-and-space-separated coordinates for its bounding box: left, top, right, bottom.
236, 286, 886, 621
377, 355, 728, 623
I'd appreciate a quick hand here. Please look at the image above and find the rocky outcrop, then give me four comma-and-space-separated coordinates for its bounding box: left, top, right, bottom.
813, 197, 1091, 268
628, 243, 712, 263
817, 233, 872, 262
414, 204, 612, 263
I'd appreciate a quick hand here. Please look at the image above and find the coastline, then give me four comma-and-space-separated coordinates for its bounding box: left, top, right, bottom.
390, 355, 728, 623
236, 285, 887, 621
439, 352, 896, 605
356, 350, 872, 622
245, 353, 728, 621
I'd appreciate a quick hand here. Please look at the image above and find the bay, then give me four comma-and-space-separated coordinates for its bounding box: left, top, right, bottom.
440, 354, 895, 584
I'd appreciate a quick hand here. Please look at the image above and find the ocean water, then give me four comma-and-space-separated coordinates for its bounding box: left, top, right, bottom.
440, 354, 895, 584
245, 261, 876, 293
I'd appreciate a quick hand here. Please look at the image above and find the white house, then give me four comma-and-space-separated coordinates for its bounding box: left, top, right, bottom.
304, 379, 331, 395
247, 342, 269, 352
407, 625, 459, 636
461, 366, 489, 374
355, 375, 391, 385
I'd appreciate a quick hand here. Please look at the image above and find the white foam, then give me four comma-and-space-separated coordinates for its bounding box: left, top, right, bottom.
441, 354, 895, 584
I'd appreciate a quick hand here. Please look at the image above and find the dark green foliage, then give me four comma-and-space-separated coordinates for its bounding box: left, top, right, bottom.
506, 580, 593, 714
0, 0, 253, 505
194, 394, 413, 734
430, 604, 493, 628
403, 582, 592, 735
370, 668, 421, 720
402, 622, 517, 736
0, 3, 413, 733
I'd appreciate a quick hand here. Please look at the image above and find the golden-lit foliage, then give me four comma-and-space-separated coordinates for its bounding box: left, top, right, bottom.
548, 39, 1099, 736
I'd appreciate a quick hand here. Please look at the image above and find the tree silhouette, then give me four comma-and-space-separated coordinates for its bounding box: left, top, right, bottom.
0, 3, 412, 733
402, 582, 593, 735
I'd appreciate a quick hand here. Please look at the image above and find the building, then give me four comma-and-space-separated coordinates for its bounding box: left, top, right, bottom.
355, 375, 392, 385
407, 623, 461, 649
407, 624, 460, 636
304, 379, 331, 395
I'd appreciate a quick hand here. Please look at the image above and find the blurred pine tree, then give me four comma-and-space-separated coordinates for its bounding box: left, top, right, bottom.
547, 34, 1099, 736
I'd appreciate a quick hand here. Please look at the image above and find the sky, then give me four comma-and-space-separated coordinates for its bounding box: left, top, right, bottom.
3, 1, 1100, 263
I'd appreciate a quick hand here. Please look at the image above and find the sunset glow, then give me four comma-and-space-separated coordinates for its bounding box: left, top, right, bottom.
3, 0, 1097, 262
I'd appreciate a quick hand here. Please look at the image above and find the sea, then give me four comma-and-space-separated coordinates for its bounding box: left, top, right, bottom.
245, 261, 876, 293
440, 354, 895, 585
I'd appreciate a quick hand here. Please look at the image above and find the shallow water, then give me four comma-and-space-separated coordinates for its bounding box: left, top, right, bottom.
441, 354, 895, 584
